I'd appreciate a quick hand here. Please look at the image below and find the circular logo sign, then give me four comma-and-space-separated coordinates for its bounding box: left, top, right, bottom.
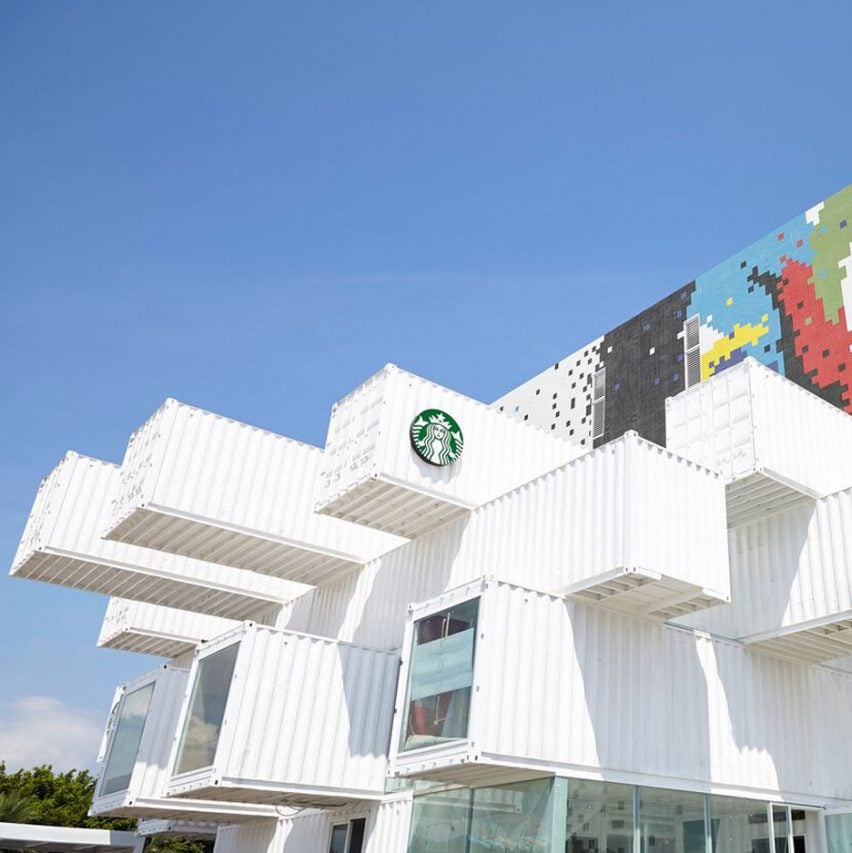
410, 409, 464, 467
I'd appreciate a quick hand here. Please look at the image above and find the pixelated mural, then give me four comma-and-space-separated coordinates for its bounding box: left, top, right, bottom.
495, 184, 852, 448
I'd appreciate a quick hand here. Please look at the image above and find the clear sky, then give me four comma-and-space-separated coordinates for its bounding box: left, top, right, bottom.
0, 0, 849, 770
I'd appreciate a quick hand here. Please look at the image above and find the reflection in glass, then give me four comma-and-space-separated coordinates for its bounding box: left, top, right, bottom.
470, 778, 555, 851
408, 787, 471, 853
401, 598, 478, 751
709, 795, 772, 853
639, 787, 706, 853
826, 812, 852, 853
99, 683, 155, 796
174, 643, 239, 775
566, 779, 634, 853
329, 824, 348, 853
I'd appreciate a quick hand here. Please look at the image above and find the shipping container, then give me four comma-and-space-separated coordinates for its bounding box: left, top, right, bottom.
315, 364, 581, 538
98, 598, 265, 659
300, 432, 730, 651
92, 664, 279, 822
10, 453, 302, 619
136, 819, 218, 839
678, 486, 852, 661
105, 399, 405, 586
666, 359, 852, 525
167, 623, 400, 807
388, 579, 852, 807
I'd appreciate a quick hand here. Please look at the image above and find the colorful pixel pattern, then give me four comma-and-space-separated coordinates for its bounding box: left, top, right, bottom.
496, 185, 852, 449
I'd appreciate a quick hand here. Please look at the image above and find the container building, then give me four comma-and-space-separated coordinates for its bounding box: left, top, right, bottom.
9, 184, 852, 853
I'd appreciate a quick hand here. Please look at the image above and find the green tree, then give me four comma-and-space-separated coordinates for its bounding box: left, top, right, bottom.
0, 763, 213, 852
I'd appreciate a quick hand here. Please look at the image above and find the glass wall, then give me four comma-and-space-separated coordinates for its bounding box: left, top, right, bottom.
826, 813, 852, 853
566, 779, 633, 853
408, 778, 815, 853
639, 787, 706, 853
174, 642, 239, 775
99, 682, 155, 796
401, 598, 479, 752
409, 778, 557, 852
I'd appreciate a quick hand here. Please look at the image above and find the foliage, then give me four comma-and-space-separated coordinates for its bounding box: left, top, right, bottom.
0, 763, 213, 852
0, 789, 37, 823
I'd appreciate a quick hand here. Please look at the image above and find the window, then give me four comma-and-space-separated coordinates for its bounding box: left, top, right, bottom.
329, 818, 366, 853
400, 598, 479, 751
99, 682, 154, 796
174, 643, 239, 775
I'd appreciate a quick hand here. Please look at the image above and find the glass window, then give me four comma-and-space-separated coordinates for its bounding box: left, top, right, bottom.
708, 795, 773, 853
329, 819, 366, 853
565, 779, 634, 853
174, 643, 239, 775
99, 682, 155, 796
470, 777, 556, 851
826, 813, 852, 853
409, 787, 471, 853
401, 598, 479, 751
639, 787, 706, 853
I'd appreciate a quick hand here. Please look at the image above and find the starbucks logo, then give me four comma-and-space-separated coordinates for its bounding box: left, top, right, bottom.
410, 409, 464, 467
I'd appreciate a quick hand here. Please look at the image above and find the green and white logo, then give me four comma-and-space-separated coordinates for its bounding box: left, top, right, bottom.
410, 409, 464, 466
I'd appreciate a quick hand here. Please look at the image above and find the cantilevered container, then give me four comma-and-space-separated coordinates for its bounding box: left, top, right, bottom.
314, 365, 580, 539
98, 598, 268, 659
92, 665, 278, 823
136, 819, 217, 840
305, 432, 730, 644
104, 399, 404, 586
678, 483, 852, 662
9, 453, 299, 619
388, 579, 852, 807
666, 358, 852, 525
167, 624, 399, 807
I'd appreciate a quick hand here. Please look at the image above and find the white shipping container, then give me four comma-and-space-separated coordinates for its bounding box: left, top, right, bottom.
92, 665, 278, 823
315, 364, 581, 538
168, 623, 400, 807
666, 359, 852, 524
98, 598, 259, 659
10, 453, 300, 620
678, 485, 852, 661
136, 819, 218, 839
213, 819, 291, 853
300, 433, 730, 651
388, 579, 852, 807
105, 399, 405, 586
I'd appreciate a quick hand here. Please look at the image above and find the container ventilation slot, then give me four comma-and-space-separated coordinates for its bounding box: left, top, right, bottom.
592, 367, 606, 439
684, 316, 701, 388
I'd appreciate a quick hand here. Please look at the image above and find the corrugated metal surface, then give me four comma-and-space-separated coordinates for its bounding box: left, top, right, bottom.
678, 486, 852, 661
213, 819, 289, 853
93, 664, 279, 823
666, 360, 852, 521
97, 598, 255, 658
136, 819, 217, 839
365, 795, 412, 853
316, 364, 582, 537
10, 453, 297, 620
301, 433, 729, 649
169, 624, 399, 806
390, 581, 852, 806
106, 399, 404, 585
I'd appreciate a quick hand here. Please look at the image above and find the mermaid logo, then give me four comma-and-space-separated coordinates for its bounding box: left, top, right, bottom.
410, 409, 464, 467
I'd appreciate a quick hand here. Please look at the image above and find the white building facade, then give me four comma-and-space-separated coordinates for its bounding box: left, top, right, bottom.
11, 186, 852, 853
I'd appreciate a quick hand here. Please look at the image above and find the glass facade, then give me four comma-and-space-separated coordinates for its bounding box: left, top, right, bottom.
409, 779, 814, 853
409, 778, 557, 852
401, 598, 479, 752
826, 813, 852, 853
174, 642, 239, 775
99, 682, 155, 796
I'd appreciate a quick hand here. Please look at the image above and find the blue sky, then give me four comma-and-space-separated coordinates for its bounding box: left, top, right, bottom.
0, 0, 849, 769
